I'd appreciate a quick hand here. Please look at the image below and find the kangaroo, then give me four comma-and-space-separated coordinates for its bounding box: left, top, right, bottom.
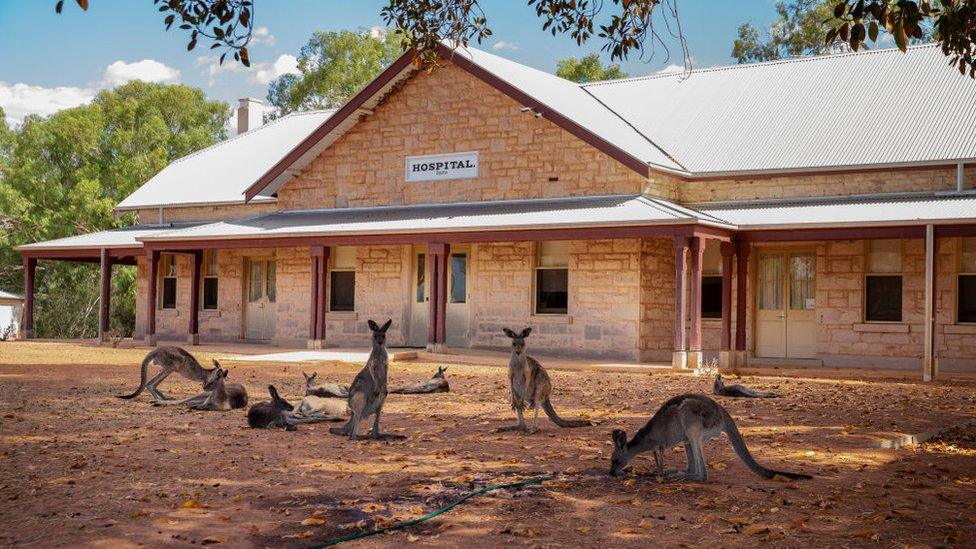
302, 371, 349, 398
609, 393, 812, 481
329, 319, 405, 441
498, 327, 591, 433
118, 346, 215, 401
713, 374, 782, 398
247, 385, 304, 430
295, 394, 348, 418
152, 363, 248, 411
389, 366, 450, 394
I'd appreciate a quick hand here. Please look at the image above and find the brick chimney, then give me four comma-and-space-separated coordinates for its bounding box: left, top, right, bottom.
236, 97, 264, 135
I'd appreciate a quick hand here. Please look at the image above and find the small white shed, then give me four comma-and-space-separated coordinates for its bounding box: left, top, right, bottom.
0, 290, 24, 340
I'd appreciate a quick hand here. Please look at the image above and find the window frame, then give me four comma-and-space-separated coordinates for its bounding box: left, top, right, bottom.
329, 246, 356, 313
534, 241, 569, 315
201, 250, 219, 310
700, 240, 723, 319
158, 253, 178, 310
958, 237, 976, 324
864, 240, 903, 323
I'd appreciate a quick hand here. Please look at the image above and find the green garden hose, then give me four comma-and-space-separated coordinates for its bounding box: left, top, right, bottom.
305, 475, 553, 548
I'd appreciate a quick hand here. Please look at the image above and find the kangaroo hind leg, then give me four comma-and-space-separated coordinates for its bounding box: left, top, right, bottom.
370, 409, 405, 441
146, 369, 174, 401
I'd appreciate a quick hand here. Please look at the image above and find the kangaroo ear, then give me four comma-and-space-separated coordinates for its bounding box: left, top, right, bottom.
611, 429, 627, 450
368, 319, 380, 332
502, 328, 518, 339
380, 318, 393, 332
268, 385, 280, 399
520, 327, 532, 339
220, 368, 229, 379
212, 358, 220, 367
302, 371, 310, 381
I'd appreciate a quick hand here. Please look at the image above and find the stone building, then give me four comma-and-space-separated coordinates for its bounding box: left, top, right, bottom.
18, 44, 976, 378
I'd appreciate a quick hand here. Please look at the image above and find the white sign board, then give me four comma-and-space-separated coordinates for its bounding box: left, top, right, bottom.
405, 151, 479, 182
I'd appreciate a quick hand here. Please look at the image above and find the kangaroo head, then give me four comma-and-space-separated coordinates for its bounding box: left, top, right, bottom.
204, 366, 228, 390
302, 371, 317, 388
434, 366, 448, 379
367, 319, 393, 348
502, 327, 532, 356
609, 429, 632, 477
713, 373, 723, 389
268, 385, 294, 412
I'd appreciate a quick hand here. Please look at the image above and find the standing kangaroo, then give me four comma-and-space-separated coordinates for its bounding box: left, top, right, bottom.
118, 346, 214, 401
609, 393, 812, 481
152, 363, 248, 411
713, 374, 782, 398
329, 319, 404, 441
498, 327, 591, 433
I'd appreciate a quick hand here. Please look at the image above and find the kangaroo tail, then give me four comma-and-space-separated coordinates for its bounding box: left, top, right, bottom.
541, 398, 591, 428
722, 409, 812, 480
117, 353, 154, 399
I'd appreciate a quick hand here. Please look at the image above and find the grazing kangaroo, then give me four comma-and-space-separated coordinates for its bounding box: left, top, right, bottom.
118, 346, 214, 401
498, 327, 591, 433
329, 319, 404, 441
609, 393, 812, 481
389, 366, 450, 394
713, 374, 782, 398
302, 371, 349, 398
152, 363, 248, 411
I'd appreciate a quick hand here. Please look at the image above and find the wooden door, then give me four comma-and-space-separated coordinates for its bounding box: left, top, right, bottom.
756, 252, 787, 357
445, 248, 470, 347
245, 259, 276, 341
409, 247, 429, 347
755, 250, 817, 359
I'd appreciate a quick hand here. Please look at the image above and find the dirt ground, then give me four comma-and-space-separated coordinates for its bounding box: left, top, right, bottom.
1, 341, 975, 548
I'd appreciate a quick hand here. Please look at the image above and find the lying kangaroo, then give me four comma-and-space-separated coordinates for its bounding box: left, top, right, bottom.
118, 346, 214, 401
713, 374, 782, 398
302, 371, 349, 398
498, 327, 591, 433
389, 366, 450, 394
329, 319, 404, 441
152, 363, 248, 411
249, 386, 345, 430
609, 393, 812, 481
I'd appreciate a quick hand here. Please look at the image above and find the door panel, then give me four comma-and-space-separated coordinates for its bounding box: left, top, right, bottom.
245, 259, 276, 341
755, 250, 817, 359
446, 249, 469, 347
756, 253, 787, 358
409, 249, 429, 347
786, 253, 816, 358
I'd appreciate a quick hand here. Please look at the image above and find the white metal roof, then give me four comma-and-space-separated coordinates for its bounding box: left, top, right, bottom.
0, 290, 23, 301
141, 195, 731, 242
584, 45, 976, 174
115, 110, 335, 210
15, 224, 200, 252
698, 193, 976, 229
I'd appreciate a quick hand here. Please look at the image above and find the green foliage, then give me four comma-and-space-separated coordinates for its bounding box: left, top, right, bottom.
555, 54, 627, 83
267, 29, 403, 116
733, 0, 836, 63
0, 81, 228, 338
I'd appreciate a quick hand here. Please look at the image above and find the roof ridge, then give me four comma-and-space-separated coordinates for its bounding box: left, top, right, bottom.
583, 43, 940, 87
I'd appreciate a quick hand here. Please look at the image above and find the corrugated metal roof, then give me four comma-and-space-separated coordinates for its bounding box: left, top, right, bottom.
584, 45, 976, 174
141, 194, 731, 242
0, 290, 22, 301
699, 193, 976, 229
115, 110, 335, 210
15, 224, 200, 251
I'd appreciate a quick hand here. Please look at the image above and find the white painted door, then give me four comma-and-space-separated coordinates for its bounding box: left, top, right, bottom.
755, 251, 817, 358
245, 259, 277, 341
785, 253, 817, 358
409, 248, 429, 347
446, 248, 470, 347
756, 253, 787, 358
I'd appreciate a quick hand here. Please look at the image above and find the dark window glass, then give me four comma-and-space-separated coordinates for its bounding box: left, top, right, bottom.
330, 271, 355, 312
203, 278, 218, 310
161, 278, 177, 309
702, 276, 723, 319
865, 275, 902, 321
416, 254, 425, 303
450, 254, 467, 303
959, 275, 976, 323
266, 261, 276, 303
536, 269, 568, 314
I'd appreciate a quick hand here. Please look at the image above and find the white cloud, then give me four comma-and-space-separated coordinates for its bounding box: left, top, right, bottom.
251, 26, 276, 46
367, 26, 386, 39
0, 82, 94, 126
196, 53, 299, 86
655, 64, 686, 75
251, 54, 300, 85
103, 59, 181, 87
492, 40, 520, 52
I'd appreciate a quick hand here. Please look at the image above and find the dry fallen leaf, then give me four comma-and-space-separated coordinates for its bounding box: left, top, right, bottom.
301, 517, 326, 527
180, 500, 207, 509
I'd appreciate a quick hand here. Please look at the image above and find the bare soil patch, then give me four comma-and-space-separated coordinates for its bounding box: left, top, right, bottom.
1, 341, 974, 547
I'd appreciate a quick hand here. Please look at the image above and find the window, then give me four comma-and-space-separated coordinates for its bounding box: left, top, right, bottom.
415, 254, 426, 303
159, 254, 177, 309
701, 241, 722, 319
865, 240, 902, 322
959, 238, 976, 323
536, 241, 569, 314
330, 246, 355, 312
450, 253, 467, 303
202, 250, 218, 310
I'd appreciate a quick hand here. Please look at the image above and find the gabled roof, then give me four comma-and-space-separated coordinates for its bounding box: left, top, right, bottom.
115, 110, 335, 210
584, 44, 976, 175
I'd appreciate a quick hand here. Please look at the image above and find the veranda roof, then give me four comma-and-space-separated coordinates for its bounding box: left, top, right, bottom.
15, 224, 200, 254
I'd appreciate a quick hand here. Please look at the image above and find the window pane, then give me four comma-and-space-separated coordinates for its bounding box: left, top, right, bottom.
789, 254, 816, 310
536, 269, 568, 314
869, 240, 902, 273
701, 276, 722, 318
702, 241, 722, 276
203, 250, 218, 277
162, 254, 176, 277
162, 278, 177, 309
266, 261, 276, 303
203, 278, 218, 310
538, 241, 569, 268
333, 246, 357, 270
330, 271, 355, 312
866, 275, 902, 321
959, 275, 976, 323
248, 262, 263, 303
758, 255, 783, 310
450, 254, 467, 303
963, 238, 976, 272
416, 254, 426, 303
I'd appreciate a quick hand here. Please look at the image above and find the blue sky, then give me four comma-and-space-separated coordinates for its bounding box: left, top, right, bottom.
0, 0, 781, 126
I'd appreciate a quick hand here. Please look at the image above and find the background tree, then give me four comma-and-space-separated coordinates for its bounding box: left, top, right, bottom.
555, 54, 628, 83
732, 0, 835, 63
0, 82, 228, 338
267, 29, 402, 117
